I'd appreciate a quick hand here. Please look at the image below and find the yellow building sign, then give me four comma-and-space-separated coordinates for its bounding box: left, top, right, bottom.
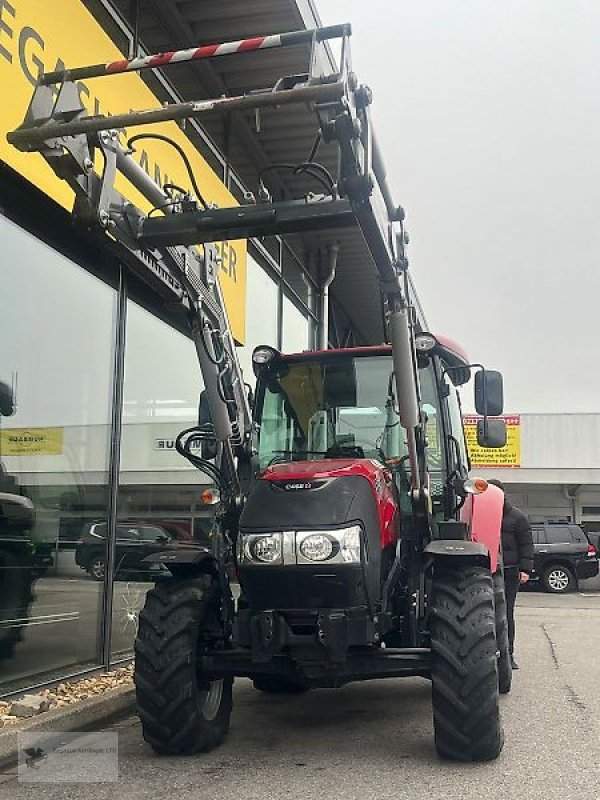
0, 0, 246, 341
0, 427, 64, 455
463, 415, 521, 468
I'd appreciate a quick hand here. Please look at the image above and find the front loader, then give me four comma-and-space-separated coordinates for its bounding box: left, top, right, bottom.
8, 23, 511, 761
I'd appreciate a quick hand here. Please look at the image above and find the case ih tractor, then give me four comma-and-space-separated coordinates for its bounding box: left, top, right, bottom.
9, 23, 510, 761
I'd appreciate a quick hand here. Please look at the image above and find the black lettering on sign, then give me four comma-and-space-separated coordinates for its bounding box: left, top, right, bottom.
50, 58, 65, 102
214, 241, 237, 282
0, 0, 15, 64
153, 161, 162, 189
19, 25, 44, 86
152, 161, 170, 192
220, 241, 228, 276
77, 79, 90, 106
139, 149, 149, 175
228, 244, 237, 282
204, 244, 219, 284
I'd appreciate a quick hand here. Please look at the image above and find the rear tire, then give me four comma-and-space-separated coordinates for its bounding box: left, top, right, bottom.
253, 676, 309, 694
493, 571, 512, 694
430, 563, 504, 762
542, 564, 576, 594
134, 574, 232, 755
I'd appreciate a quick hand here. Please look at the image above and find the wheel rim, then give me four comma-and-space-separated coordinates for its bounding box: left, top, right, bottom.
548, 569, 569, 591
200, 679, 223, 721
91, 560, 105, 580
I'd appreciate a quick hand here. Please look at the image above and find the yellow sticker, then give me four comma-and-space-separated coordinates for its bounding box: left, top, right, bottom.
0, 427, 64, 455
463, 415, 521, 468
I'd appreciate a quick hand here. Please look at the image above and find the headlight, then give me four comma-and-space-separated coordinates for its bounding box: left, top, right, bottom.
242, 533, 283, 564
296, 525, 363, 565
340, 525, 361, 563
238, 526, 363, 566
298, 533, 335, 562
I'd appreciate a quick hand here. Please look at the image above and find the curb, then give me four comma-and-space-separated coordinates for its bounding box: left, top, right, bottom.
0, 684, 136, 768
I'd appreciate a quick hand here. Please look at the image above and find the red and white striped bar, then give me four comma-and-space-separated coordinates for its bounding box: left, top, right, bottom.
39, 24, 350, 85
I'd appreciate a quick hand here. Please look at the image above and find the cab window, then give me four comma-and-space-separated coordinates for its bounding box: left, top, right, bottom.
444, 379, 469, 475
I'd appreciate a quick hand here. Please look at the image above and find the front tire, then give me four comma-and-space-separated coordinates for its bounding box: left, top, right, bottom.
493, 571, 512, 694
134, 574, 233, 755
430, 563, 504, 761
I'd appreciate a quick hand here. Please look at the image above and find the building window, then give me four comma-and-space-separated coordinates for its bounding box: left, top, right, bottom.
236, 253, 279, 382
282, 294, 310, 355
0, 216, 116, 691
111, 301, 210, 660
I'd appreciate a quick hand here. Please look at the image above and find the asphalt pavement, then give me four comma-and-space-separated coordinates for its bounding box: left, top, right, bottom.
2, 585, 599, 800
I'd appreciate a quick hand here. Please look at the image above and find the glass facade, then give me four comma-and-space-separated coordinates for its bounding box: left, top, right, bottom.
110, 302, 209, 659
0, 216, 116, 690
0, 201, 317, 694
0, 0, 320, 694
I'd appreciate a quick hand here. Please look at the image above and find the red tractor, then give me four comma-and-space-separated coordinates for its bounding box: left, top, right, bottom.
10, 22, 510, 761
135, 339, 510, 762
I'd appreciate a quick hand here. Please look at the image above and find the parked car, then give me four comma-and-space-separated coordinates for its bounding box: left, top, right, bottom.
530, 523, 598, 593
75, 521, 183, 581
585, 530, 600, 553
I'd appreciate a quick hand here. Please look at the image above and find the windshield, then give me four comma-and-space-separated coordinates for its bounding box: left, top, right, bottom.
254, 354, 441, 468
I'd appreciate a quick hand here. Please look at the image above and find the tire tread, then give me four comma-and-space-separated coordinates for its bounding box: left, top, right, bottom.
134, 575, 232, 755
430, 564, 504, 762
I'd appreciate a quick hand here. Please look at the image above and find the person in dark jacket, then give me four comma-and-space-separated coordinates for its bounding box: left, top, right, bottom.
488, 479, 534, 670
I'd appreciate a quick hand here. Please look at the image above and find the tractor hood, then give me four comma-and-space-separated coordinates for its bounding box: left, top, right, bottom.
240, 458, 397, 550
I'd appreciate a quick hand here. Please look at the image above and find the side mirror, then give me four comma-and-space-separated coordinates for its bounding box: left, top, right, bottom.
477, 418, 507, 449
0, 381, 15, 417
198, 390, 218, 461
474, 370, 504, 417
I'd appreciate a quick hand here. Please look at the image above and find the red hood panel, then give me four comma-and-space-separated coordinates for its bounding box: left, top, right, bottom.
260, 458, 399, 550
261, 458, 386, 482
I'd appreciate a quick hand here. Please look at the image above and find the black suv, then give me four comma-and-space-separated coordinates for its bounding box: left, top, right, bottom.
530, 523, 598, 593
75, 521, 179, 580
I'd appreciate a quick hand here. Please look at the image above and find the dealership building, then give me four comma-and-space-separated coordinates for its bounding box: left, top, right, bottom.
1, 1, 599, 698
474, 413, 600, 532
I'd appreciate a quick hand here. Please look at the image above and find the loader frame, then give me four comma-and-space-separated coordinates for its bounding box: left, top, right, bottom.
8, 22, 427, 507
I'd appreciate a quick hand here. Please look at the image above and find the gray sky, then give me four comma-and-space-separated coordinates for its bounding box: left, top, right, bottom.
321, 0, 600, 412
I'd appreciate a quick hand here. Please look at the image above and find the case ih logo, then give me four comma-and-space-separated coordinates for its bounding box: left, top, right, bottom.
270, 479, 328, 492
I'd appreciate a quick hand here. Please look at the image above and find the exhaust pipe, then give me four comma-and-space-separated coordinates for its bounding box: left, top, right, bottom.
318, 243, 339, 350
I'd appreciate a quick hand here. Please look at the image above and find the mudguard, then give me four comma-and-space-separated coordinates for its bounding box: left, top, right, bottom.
425, 540, 489, 562
460, 483, 504, 573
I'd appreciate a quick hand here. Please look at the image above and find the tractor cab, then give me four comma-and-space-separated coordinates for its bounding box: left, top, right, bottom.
248, 338, 504, 520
